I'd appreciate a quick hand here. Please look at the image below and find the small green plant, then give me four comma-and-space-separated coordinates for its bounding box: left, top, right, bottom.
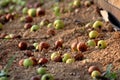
104, 64, 117, 80
0, 55, 16, 78
92, 64, 118, 80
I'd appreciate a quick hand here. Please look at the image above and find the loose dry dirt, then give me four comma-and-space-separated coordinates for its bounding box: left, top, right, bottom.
0, 0, 120, 80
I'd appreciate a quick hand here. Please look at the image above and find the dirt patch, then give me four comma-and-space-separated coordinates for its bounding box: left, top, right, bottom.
108, 0, 120, 9
0, 0, 120, 80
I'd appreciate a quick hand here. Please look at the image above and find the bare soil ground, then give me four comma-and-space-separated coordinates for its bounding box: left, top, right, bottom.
0, 0, 120, 80
108, 0, 120, 8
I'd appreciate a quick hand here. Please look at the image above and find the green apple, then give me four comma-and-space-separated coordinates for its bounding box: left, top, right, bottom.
91, 70, 101, 79
66, 58, 75, 64
33, 42, 39, 50
4, 34, 14, 39
40, 19, 49, 27
93, 21, 103, 30
41, 74, 54, 80
53, 19, 64, 29
62, 53, 71, 62
28, 8, 36, 17
54, 6, 60, 13
37, 67, 46, 75
73, 0, 81, 7
87, 40, 96, 47
33, 42, 38, 48
47, 23, 53, 28
4, 35, 10, 39
20, 16, 25, 22
0, 77, 8, 80
9, 34, 14, 38
0, 23, 3, 30
23, 58, 33, 67
22, 7, 28, 15
35, 45, 39, 50
97, 40, 107, 49
30, 25, 39, 32
89, 30, 99, 39
40, 21, 45, 27
53, 6, 60, 16
51, 52, 60, 61
19, 1, 26, 6
4, 34, 15, 39
0, 1, 9, 8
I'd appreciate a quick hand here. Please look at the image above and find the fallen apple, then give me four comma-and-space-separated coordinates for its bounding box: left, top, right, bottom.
89, 30, 99, 39
47, 23, 53, 28
93, 21, 103, 30
33, 42, 39, 50
24, 23, 32, 29
53, 6, 60, 16
28, 8, 36, 17
53, 19, 64, 30
41, 74, 54, 80
36, 8, 45, 17
88, 66, 100, 74
37, 67, 46, 75
73, 0, 81, 8
91, 70, 101, 79
23, 58, 33, 67
25, 16, 33, 23
38, 42, 50, 51
47, 29, 55, 36
29, 57, 38, 66
53, 55, 62, 62
54, 39, 63, 49
0, 1, 9, 8
97, 40, 107, 49
71, 40, 78, 52
19, 59, 24, 66
62, 53, 71, 63
40, 19, 49, 27
38, 58, 48, 65
66, 58, 75, 64
87, 40, 96, 47
51, 52, 61, 61
30, 25, 39, 32
18, 41, 27, 50
53, 6, 60, 14
74, 52, 84, 60
22, 7, 28, 15
77, 42, 87, 52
